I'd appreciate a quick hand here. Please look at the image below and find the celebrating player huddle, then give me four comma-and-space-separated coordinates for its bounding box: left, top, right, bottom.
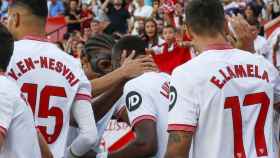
0, 0, 280, 158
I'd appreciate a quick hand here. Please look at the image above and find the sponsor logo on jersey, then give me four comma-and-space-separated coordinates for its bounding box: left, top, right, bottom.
126, 91, 142, 112
169, 86, 177, 111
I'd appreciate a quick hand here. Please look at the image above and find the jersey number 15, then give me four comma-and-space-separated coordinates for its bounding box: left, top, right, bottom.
21, 83, 67, 144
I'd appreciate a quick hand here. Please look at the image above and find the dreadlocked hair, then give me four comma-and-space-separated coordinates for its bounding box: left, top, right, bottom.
85, 34, 116, 54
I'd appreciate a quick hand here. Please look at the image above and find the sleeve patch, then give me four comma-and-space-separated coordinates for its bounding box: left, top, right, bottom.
126, 91, 142, 112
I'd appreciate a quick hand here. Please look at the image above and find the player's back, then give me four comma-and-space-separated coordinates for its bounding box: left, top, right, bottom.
0, 76, 41, 158
6, 38, 92, 158
123, 72, 170, 158
169, 48, 279, 158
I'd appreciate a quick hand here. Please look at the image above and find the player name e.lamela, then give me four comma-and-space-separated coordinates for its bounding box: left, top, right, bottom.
210, 64, 269, 89
7, 56, 80, 87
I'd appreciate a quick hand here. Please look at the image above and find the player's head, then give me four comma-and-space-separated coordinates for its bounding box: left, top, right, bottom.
112, 36, 146, 69
84, 34, 116, 78
7, 0, 48, 40
185, 0, 225, 40
0, 24, 14, 72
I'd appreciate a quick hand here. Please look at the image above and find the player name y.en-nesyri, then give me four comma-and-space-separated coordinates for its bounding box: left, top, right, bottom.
7, 56, 80, 87
210, 64, 269, 89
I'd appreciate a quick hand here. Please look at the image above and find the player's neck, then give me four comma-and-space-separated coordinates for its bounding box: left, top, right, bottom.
17, 28, 45, 41
195, 35, 229, 53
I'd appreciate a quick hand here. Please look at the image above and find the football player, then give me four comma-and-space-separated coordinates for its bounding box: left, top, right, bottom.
6, 0, 98, 157
95, 36, 170, 158
165, 0, 280, 158
0, 23, 42, 158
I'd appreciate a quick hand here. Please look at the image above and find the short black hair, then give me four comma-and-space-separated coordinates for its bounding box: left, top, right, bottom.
185, 0, 225, 36
0, 24, 14, 71
112, 36, 146, 68
85, 34, 116, 55
11, 0, 48, 19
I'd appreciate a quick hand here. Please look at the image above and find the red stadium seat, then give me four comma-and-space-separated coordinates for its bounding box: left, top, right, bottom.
45, 16, 67, 42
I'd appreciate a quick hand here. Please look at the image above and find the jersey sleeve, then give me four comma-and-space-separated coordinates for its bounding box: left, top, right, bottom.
75, 68, 92, 102
0, 92, 14, 137
123, 83, 157, 128
168, 68, 199, 133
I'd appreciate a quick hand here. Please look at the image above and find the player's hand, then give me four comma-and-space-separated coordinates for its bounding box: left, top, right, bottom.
120, 50, 158, 79
226, 14, 256, 53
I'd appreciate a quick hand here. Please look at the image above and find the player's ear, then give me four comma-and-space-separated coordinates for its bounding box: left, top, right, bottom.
8, 12, 20, 29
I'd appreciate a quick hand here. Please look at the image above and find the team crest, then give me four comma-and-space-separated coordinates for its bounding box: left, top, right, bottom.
126, 91, 142, 112
169, 86, 177, 111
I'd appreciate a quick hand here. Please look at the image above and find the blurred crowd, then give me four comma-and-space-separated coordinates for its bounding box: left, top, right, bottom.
0, 0, 280, 71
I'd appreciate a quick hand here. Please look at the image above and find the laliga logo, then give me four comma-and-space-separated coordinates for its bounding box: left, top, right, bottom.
126, 91, 142, 112
169, 86, 177, 111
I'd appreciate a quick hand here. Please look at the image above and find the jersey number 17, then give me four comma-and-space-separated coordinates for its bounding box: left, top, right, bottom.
225, 92, 270, 158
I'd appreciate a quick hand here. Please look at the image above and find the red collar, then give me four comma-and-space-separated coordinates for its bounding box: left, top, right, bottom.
204, 43, 234, 51
22, 35, 49, 42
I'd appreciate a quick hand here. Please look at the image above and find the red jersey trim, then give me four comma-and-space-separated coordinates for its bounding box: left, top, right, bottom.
204, 43, 234, 51
131, 115, 157, 128
168, 124, 196, 133
75, 93, 92, 102
22, 35, 49, 42
0, 126, 7, 138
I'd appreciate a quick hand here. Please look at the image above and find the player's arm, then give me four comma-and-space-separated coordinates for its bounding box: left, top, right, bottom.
165, 68, 199, 158
0, 131, 5, 150
66, 100, 98, 158
226, 14, 256, 53
97, 120, 157, 158
92, 82, 125, 121
0, 92, 14, 151
37, 131, 53, 158
264, 16, 280, 32
116, 107, 129, 124
164, 131, 193, 158
91, 53, 157, 97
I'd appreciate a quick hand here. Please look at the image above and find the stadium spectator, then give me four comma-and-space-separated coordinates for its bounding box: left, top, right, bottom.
80, 3, 93, 30
90, 18, 102, 36
134, 0, 153, 19
0, 0, 8, 18
152, 25, 192, 74
47, 0, 65, 17
102, 0, 130, 35
142, 18, 163, 48
65, 0, 83, 32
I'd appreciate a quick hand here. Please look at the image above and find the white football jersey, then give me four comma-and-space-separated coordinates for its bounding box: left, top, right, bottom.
96, 97, 125, 141
67, 97, 125, 153
168, 45, 280, 158
123, 72, 170, 158
0, 75, 41, 158
259, 28, 280, 69
6, 36, 92, 158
